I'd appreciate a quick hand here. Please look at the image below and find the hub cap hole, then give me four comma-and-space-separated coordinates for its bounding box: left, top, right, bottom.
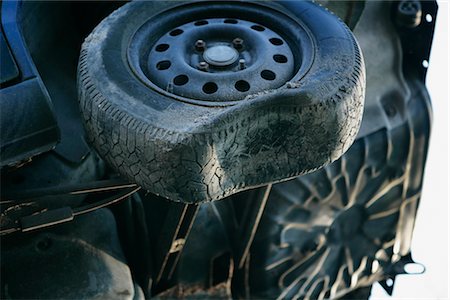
170, 29, 184, 36
261, 70, 276, 81
155, 44, 170, 52
174, 75, 189, 86
273, 54, 288, 63
157, 60, 171, 70
269, 38, 284, 45
203, 82, 218, 94
195, 20, 209, 26
235, 80, 250, 92
224, 19, 238, 24
251, 25, 265, 31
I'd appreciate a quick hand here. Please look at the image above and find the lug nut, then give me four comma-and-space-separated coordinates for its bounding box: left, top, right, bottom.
198, 61, 209, 71
238, 59, 246, 70
195, 39, 206, 51
232, 38, 244, 50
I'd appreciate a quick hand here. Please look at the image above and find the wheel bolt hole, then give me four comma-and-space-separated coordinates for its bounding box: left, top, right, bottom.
224, 19, 238, 24
156, 60, 171, 70
170, 29, 184, 36
273, 54, 288, 63
155, 44, 170, 52
203, 82, 218, 94
195, 20, 209, 26
235, 80, 250, 92
251, 25, 265, 32
174, 75, 189, 86
261, 70, 276, 81
269, 38, 284, 46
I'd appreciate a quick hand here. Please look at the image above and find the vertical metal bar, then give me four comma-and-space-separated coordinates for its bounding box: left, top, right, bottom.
155, 203, 199, 284
236, 184, 272, 268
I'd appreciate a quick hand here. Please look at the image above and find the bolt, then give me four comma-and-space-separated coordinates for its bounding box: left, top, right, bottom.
198, 61, 209, 71
396, 0, 422, 28
238, 59, 246, 70
195, 39, 206, 51
232, 38, 244, 50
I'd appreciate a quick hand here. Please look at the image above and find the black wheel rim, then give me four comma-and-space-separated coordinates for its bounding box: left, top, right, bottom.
127, 1, 314, 105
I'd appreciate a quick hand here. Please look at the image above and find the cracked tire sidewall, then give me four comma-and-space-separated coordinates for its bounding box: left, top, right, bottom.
77, 1, 365, 203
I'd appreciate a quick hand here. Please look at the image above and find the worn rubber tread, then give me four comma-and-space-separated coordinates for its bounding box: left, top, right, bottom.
77, 1, 365, 203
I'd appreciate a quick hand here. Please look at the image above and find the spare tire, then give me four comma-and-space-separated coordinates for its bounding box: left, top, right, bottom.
77, 0, 365, 203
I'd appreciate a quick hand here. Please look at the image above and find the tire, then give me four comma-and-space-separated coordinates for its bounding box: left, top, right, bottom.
77, 1, 365, 203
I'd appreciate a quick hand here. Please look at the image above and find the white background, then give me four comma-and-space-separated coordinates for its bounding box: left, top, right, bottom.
371, 1, 449, 299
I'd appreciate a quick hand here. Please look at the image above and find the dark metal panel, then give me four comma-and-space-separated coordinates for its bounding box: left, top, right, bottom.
0, 31, 19, 85
0, 0, 60, 167
0, 78, 59, 167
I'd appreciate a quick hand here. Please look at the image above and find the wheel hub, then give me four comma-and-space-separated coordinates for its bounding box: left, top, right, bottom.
141, 18, 296, 102
203, 45, 239, 67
